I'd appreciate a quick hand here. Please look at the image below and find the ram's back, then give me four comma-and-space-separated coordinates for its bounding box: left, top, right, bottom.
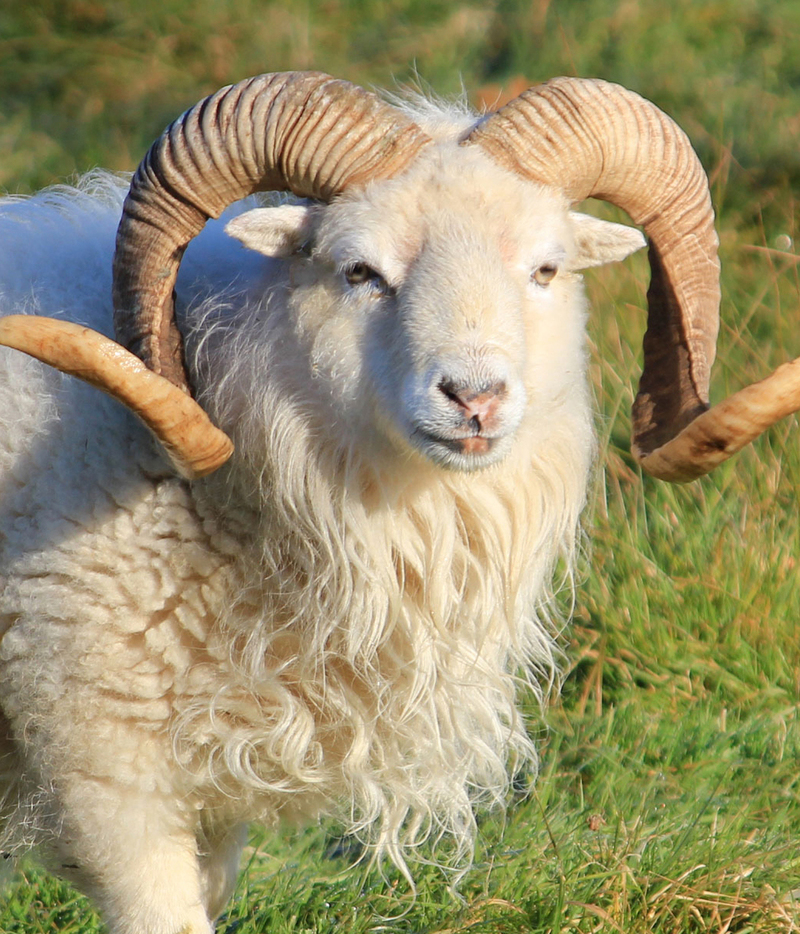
0, 174, 170, 623
0, 176, 241, 855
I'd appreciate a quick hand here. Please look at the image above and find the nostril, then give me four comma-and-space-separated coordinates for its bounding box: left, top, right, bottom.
437, 378, 507, 430
438, 379, 507, 405
437, 378, 463, 406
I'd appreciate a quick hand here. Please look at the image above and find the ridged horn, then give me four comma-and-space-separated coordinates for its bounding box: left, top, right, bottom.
465, 77, 800, 480
106, 72, 431, 477
113, 71, 433, 393
0, 315, 233, 478
2, 72, 431, 479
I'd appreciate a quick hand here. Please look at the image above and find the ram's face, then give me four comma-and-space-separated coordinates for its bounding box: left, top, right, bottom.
227, 148, 644, 472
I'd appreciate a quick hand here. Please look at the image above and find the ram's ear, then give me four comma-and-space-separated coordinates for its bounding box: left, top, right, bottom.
225, 204, 316, 258
570, 212, 646, 269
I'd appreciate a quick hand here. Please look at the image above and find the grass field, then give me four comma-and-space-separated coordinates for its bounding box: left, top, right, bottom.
2, 1, 799, 931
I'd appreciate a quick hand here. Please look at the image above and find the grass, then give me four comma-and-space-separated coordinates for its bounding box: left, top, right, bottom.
2, 1, 800, 931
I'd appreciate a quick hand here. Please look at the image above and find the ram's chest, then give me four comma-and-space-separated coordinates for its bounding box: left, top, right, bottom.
0, 461, 238, 772
0, 394, 579, 828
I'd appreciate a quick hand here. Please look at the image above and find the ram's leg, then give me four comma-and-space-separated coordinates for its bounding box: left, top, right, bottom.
199, 821, 248, 921
0, 710, 22, 844
49, 776, 214, 934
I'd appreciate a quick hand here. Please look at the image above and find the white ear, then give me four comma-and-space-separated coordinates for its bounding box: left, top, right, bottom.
570, 212, 646, 269
225, 204, 315, 258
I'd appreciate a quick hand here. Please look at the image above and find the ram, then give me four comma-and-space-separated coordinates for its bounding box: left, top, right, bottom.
0, 73, 797, 934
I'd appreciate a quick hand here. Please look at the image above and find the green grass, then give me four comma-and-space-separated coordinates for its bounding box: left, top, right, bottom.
2, 1, 800, 931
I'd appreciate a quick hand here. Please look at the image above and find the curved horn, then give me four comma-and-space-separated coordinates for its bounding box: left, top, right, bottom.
636, 354, 800, 481
0, 315, 233, 478
7, 73, 431, 479
114, 71, 433, 393
464, 77, 800, 480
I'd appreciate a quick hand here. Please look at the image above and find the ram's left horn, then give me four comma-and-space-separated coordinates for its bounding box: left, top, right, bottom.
467, 77, 800, 481
0, 315, 233, 479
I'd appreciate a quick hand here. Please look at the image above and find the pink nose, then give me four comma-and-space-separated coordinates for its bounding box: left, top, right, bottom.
438, 379, 506, 431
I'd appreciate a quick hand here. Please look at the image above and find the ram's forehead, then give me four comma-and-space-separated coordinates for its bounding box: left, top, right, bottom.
318, 144, 574, 271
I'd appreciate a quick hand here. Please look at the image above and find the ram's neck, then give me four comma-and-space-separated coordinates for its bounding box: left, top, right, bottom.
195, 401, 592, 676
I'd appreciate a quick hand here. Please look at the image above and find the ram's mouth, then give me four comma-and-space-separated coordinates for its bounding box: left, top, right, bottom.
424, 432, 495, 455
412, 426, 503, 468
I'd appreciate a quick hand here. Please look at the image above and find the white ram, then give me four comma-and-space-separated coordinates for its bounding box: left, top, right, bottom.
0, 73, 797, 934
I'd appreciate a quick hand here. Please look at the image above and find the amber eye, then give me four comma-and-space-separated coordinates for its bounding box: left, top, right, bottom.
532, 264, 558, 287
345, 262, 373, 285
344, 263, 394, 297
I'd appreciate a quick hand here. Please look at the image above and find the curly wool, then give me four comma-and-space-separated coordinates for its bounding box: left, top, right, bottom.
171, 277, 592, 869
0, 150, 595, 908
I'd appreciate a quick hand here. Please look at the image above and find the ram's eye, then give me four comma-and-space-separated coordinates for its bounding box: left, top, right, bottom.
532, 264, 558, 287
344, 263, 394, 296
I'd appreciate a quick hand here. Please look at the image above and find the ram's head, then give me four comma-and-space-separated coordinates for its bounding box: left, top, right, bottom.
1, 72, 798, 479
221, 146, 644, 471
